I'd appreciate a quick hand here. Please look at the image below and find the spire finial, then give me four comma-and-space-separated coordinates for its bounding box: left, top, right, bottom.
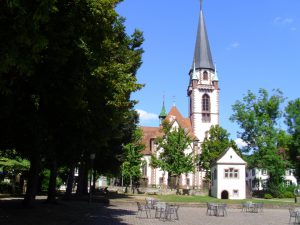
172, 95, 176, 106
200, 0, 203, 11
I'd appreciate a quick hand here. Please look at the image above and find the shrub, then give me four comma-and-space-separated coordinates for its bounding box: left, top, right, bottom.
264, 193, 273, 199
284, 191, 295, 198
286, 185, 298, 193
0, 181, 12, 193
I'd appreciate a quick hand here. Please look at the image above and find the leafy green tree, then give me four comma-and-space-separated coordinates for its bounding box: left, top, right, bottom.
151, 121, 195, 190
0, 0, 144, 205
285, 98, 300, 179
230, 88, 288, 197
200, 125, 238, 180
122, 128, 145, 190
0, 149, 30, 194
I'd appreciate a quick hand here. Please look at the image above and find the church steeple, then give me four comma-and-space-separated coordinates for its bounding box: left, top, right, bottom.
191, 1, 215, 71
188, 0, 219, 142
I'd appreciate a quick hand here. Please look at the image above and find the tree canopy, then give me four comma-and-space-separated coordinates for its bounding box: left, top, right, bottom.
122, 127, 145, 187
285, 98, 300, 179
230, 88, 290, 197
200, 125, 238, 178
0, 0, 144, 205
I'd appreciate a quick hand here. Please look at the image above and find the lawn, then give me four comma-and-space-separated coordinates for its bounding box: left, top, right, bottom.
153, 194, 296, 205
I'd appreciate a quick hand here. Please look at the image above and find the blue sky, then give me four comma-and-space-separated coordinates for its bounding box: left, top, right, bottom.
117, 0, 300, 141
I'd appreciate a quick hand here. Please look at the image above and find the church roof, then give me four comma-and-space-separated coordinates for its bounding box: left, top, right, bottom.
191, 6, 215, 71
140, 126, 162, 155
141, 106, 198, 156
165, 106, 198, 140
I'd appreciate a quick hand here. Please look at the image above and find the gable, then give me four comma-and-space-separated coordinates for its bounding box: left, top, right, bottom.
165, 106, 198, 140
140, 126, 162, 155
216, 147, 246, 165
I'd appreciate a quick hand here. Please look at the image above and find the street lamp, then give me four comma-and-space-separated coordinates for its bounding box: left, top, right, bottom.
89, 153, 96, 203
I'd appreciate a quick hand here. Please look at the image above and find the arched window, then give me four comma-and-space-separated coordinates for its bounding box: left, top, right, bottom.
202, 94, 211, 122
203, 71, 208, 80
202, 94, 210, 112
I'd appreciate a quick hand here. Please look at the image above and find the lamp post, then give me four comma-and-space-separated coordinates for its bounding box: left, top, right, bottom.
89, 153, 96, 203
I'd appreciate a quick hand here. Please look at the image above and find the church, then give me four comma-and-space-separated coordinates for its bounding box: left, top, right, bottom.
140, 2, 219, 189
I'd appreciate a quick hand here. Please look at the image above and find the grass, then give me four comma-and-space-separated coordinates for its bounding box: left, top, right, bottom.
153, 194, 297, 205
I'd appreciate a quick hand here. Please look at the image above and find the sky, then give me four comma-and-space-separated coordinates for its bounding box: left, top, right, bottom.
116, 0, 300, 141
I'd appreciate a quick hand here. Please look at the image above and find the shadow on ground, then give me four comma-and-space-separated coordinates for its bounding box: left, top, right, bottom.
0, 196, 136, 225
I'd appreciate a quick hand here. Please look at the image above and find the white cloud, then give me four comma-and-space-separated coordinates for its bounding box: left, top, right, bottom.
235, 138, 247, 149
226, 42, 240, 51
136, 109, 158, 121
273, 17, 296, 31
273, 17, 294, 25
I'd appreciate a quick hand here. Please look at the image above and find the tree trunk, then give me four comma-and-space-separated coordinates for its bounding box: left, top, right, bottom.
76, 160, 88, 196
175, 175, 180, 195
64, 164, 75, 200
23, 155, 40, 207
92, 169, 96, 194
46, 159, 57, 203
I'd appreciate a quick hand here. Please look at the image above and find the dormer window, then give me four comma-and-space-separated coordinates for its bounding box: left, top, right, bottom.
203, 71, 208, 80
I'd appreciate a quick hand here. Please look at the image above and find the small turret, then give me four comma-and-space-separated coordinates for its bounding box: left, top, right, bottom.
192, 62, 198, 88
159, 99, 167, 125
212, 63, 219, 90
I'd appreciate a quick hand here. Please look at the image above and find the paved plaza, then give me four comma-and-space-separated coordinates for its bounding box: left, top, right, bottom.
75, 202, 292, 225
0, 197, 295, 225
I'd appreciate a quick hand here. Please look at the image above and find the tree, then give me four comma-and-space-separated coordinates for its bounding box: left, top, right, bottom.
151, 121, 195, 190
200, 125, 238, 180
0, 150, 30, 194
0, 0, 144, 205
285, 98, 300, 180
121, 127, 145, 191
230, 88, 288, 197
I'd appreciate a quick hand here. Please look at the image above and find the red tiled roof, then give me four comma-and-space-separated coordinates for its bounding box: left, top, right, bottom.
165, 106, 197, 140
140, 106, 197, 156
140, 126, 162, 155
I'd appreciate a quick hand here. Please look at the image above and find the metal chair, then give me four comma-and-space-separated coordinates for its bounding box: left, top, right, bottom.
217, 204, 227, 217
288, 208, 298, 224
206, 202, 217, 216
136, 202, 150, 218
155, 202, 168, 219
165, 205, 179, 220
255, 203, 264, 212
241, 202, 249, 212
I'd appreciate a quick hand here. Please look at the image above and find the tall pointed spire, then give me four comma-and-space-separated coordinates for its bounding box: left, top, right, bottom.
192, 1, 215, 71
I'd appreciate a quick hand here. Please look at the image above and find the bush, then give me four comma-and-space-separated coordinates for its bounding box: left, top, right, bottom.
264, 193, 273, 199
0, 181, 12, 193
286, 185, 298, 193
284, 191, 295, 198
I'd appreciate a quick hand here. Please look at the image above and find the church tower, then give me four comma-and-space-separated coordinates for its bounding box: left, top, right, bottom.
187, 1, 219, 142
